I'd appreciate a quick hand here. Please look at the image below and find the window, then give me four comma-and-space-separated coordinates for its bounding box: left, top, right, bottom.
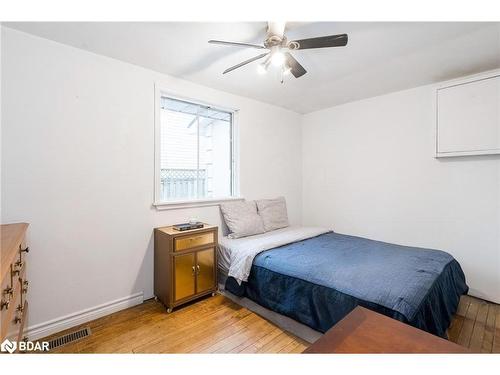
155, 93, 238, 205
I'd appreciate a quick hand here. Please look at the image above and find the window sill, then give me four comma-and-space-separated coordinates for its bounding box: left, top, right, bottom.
153, 196, 244, 211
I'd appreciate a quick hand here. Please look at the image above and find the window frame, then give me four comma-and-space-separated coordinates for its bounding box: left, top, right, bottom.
153, 85, 242, 210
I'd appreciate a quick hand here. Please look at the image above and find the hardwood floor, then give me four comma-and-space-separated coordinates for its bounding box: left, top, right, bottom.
42, 294, 308, 354
41, 294, 499, 354
448, 295, 500, 353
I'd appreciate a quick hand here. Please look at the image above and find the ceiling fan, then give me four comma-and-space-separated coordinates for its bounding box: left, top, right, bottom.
208, 22, 348, 83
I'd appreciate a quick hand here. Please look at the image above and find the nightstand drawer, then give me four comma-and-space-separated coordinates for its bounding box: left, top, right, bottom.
174, 232, 214, 251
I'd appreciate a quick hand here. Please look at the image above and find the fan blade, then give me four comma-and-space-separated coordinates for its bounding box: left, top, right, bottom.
223, 53, 269, 74
208, 40, 266, 49
285, 52, 307, 78
290, 34, 348, 50
267, 21, 286, 38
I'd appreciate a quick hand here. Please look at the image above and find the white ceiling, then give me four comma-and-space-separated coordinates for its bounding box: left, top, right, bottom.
4, 22, 500, 113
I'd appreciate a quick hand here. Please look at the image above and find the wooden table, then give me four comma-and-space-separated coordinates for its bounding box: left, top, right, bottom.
303, 306, 469, 353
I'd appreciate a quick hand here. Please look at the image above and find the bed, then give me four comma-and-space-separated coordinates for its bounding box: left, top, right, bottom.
219, 226, 468, 338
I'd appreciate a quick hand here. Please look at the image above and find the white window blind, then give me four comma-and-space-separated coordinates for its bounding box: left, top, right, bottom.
158, 96, 235, 202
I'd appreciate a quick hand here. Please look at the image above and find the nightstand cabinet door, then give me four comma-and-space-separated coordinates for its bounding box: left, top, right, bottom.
196, 248, 215, 294
174, 253, 196, 302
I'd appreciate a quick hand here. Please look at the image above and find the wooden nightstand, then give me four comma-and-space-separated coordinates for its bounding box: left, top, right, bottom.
154, 224, 218, 313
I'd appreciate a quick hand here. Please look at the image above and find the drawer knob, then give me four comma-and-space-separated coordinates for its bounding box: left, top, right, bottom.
17, 304, 24, 313
23, 280, 29, 293
12, 261, 24, 275
20, 246, 29, 253
3, 287, 13, 296
0, 299, 10, 311
14, 316, 22, 324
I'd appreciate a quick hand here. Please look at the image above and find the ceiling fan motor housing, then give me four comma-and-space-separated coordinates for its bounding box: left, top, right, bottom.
264, 35, 286, 49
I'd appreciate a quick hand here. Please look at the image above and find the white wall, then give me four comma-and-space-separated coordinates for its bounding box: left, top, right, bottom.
2, 25, 499, 337
0, 27, 302, 331
302, 85, 500, 303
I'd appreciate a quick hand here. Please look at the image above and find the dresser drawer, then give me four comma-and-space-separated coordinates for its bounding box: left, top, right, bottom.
174, 232, 214, 251
1, 267, 24, 341
0, 265, 24, 318
1, 265, 14, 320
2, 293, 21, 341
1, 223, 29, 342
4, 299, 28, 347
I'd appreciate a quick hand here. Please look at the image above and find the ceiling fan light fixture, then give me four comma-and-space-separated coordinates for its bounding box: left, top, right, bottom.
270, 48, 285, 67
257, 55, 272, 75
257, 63, 268, 75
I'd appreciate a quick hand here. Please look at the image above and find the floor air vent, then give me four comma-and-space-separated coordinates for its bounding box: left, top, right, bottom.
47, 327, 91, 350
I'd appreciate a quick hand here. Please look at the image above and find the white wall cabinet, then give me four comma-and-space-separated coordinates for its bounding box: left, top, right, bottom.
436, 71, 500, 157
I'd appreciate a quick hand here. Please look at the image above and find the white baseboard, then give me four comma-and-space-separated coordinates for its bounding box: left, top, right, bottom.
26, 292, 144, 341
468, 288, 500, 305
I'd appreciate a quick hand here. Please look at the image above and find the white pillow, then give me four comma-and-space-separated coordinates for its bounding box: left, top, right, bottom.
256, 197, 289, 232
220, 201, 265, 239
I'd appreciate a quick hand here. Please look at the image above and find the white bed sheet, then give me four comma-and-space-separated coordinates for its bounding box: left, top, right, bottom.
217, 226, 331, 285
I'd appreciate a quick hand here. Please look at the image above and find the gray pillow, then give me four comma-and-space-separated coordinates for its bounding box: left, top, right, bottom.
220, 201, 265, 239
256, 197, 289, 232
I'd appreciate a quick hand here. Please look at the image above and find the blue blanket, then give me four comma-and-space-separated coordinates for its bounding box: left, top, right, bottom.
226, 232, 468, 337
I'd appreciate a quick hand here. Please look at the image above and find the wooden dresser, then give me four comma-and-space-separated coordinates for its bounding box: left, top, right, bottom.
154, 224, 218, 313
1, 223, 30, 347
